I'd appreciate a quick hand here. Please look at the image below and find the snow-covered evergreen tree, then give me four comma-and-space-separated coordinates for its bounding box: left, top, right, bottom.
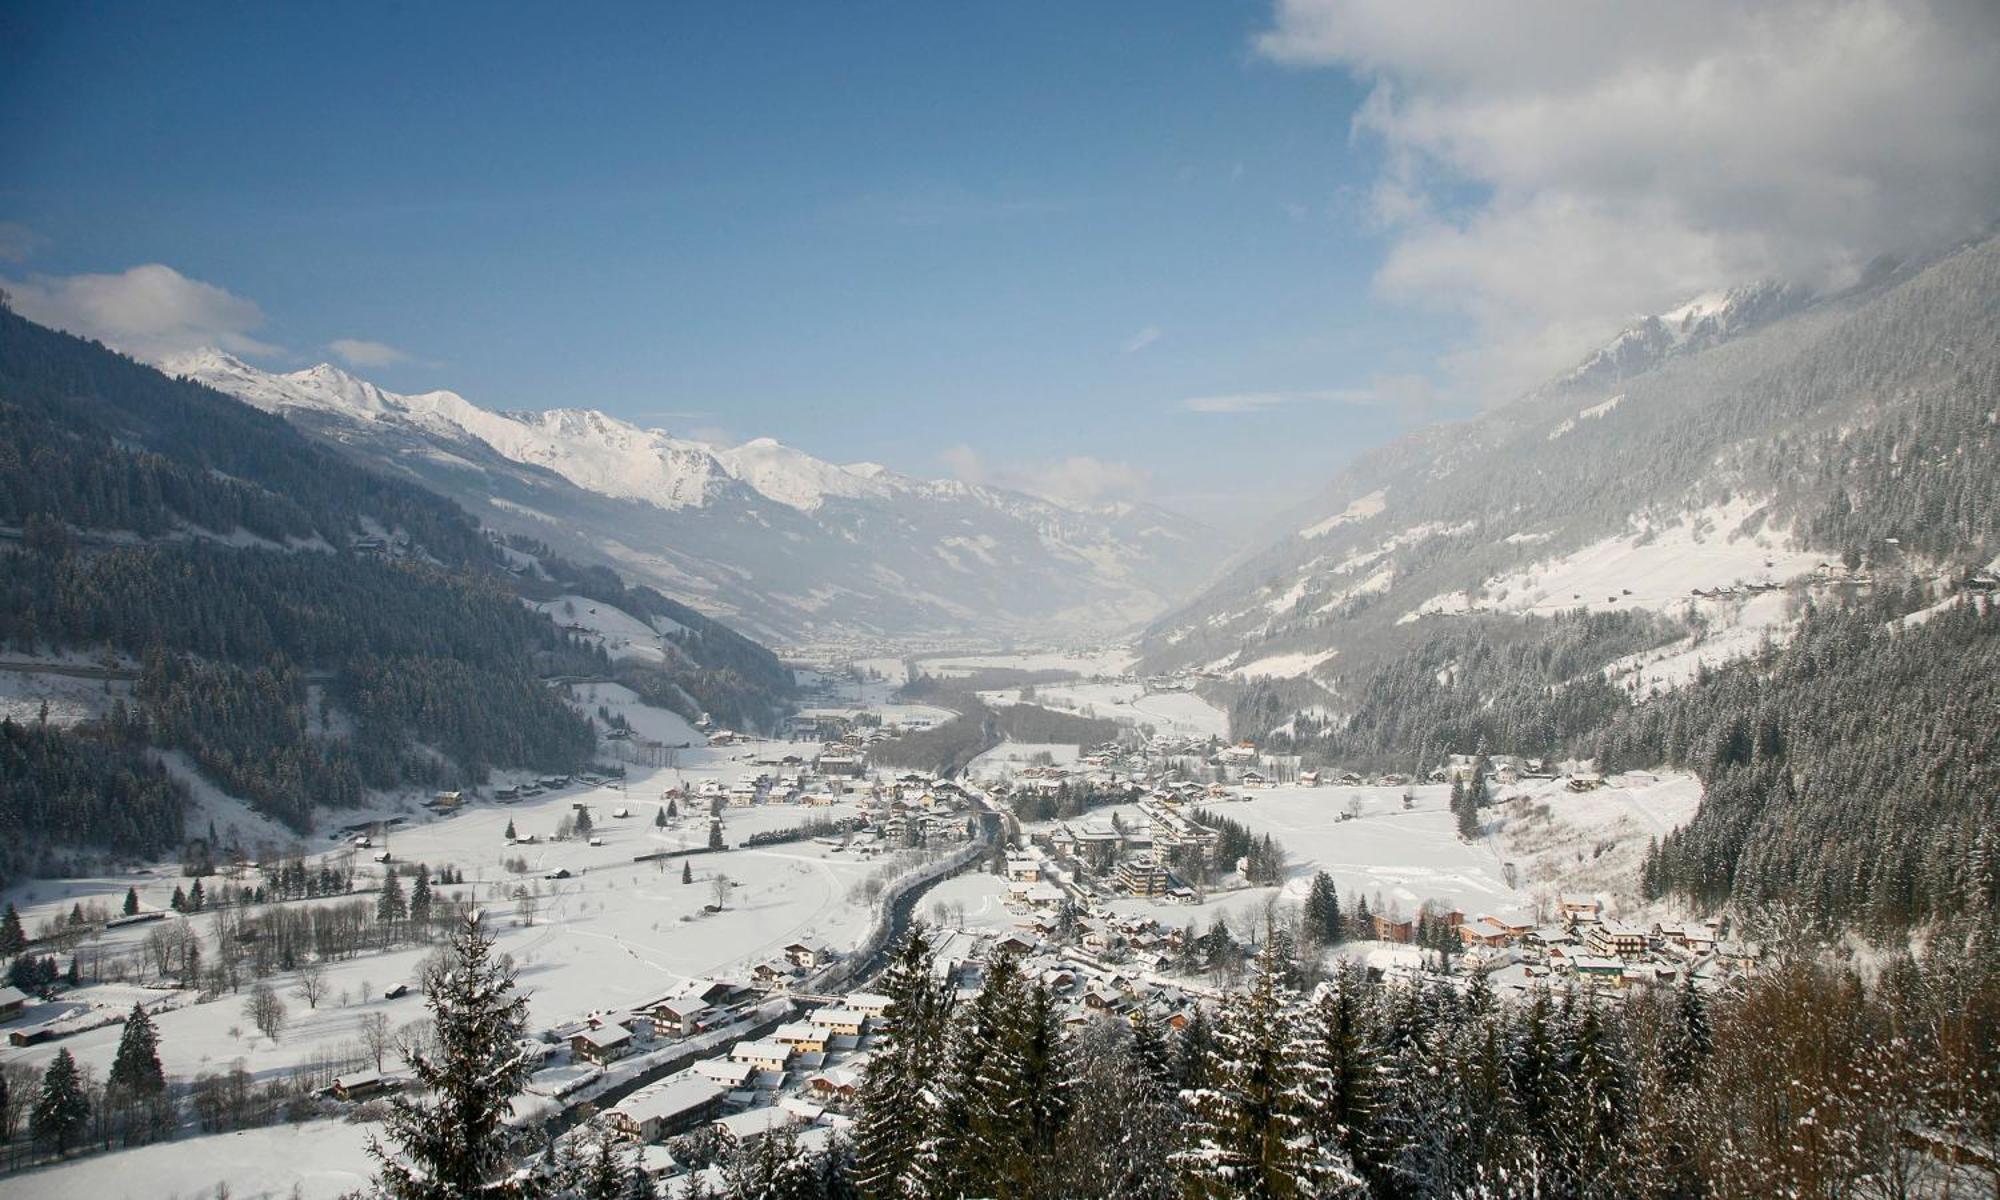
852, 925, 953, 1199
369, 915, 535, 1199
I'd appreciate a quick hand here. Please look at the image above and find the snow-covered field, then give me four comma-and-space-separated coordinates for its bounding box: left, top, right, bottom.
1420, 497, 1819, 621
912, 648, 1136, 678
1079, 773, 1700, 932
966, 741, 1085, 778
983, 680, 1229, 739
6, 1115, 378, 1199
0, 746, 892, 1090
529, 593, 680, 664
0, 662, 134, 727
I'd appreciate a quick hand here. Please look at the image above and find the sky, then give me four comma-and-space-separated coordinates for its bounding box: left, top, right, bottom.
4, 1, 1997, 528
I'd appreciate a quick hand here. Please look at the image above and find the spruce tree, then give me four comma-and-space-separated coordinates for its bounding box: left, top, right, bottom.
369, 915, 534, 1199
109, 1001, 166, 1099
188, 878, 205, 912
1305, 871, 1343, 944
505, 819, 517, 841
1174, 939, 1333, 1198
409, 868, 434, 937
32, 1048, 90, 1155
655, 806, 667, 829
0, 902, 24, 956
123, 887, 140, 917
852, 925, 953, 1199
378, 871, 408, 943
682, 860, 694, 885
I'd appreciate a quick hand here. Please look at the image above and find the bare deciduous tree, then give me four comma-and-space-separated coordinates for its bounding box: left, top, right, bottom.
244, 982, 287, 1043
294, 959, 328, 1010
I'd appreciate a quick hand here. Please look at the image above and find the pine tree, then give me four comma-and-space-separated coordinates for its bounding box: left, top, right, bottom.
378, 871, 408, 943
32, 1048, 90, 1155
123, 887, 139, 917
505, 819, 517, 841
683, 861, 694, 885
109, 1002, 166, 1098
1304, 872, 1343, 945
0, 902, 24, 956
707, 822, 725, 852
409, 868, 434, 937
575, 807, 593, 838
655, 806, 667, 829
188, 878, 205, 912
169, 885, 186, 913
369, 916, 535, 1199
852, 925, 953, 1199
1175, 939, 1332, 1198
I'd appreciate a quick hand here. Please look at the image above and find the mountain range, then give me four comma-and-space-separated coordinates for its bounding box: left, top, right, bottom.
167, 351, 1227, 646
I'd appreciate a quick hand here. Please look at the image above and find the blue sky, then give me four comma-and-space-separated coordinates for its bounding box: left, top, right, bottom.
8, 3, 1992, 526
0, 3, 1452, 523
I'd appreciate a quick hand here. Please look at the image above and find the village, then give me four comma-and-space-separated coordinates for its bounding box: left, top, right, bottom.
0, 653, 1750, 1195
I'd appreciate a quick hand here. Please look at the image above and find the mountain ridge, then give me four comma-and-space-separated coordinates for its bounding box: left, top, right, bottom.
168, 351, 1227, 644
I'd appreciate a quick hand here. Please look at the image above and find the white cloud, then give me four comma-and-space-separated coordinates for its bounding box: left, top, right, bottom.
1121, 325, 1164, 354
1, 263, 281, 361
1256, 0, 2000, 398
327, 338, 411, 368
940, 445, 1148, 508
1013, 455, 1150, 508
1180, 388, 1374, 414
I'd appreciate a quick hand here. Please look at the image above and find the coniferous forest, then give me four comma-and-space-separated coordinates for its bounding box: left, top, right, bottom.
0, 308, 798, 872
752, 921, 2000, 1200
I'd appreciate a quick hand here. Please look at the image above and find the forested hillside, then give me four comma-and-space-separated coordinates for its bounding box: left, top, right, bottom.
0, 306, 786, 873
1614, 592, 2000, 933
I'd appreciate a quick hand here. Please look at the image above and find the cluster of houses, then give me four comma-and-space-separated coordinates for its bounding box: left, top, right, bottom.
1432, 893, 1758, 991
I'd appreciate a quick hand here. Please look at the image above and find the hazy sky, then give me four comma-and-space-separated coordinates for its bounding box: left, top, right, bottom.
5, 2, 1996, 526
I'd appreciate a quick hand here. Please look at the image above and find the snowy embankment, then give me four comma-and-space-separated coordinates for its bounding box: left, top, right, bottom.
4, 1115, 377, 1200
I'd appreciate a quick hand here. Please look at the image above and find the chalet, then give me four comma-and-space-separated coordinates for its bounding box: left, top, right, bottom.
1653, 922, 1718, 954
1023, 883, 1066, 909
570, 1025, 633, 1066
1299, 770, 1322, 786
1586, 922, 1650, 958
730, 1039, 793, 1073
783, 943, 825, 970
1568, 956, 1628, 986
692, 1058, 759, 1089
0, 987, 28, 1022
1458, 923, 1510, 949
772, 1022, 829, 1054
808, 1007, 868, 1038
606, 1076, 727, 1142
844, 992, 893, 1019
428, 791, 464, 811
1005, 855, 1043, 884
807, 1064, 868, 1104
1565, 773, 1604, 792
713, 1105, 799, 1147
331, 1069, 395, 1102
1558, 894, 1603, 923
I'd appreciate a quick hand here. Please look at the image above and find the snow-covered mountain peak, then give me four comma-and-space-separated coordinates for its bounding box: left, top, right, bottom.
1562, 279, 1809, 389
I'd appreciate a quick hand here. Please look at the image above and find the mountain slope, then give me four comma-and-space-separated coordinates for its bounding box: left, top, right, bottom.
0, 308, 790, 868
1139, 236, 1999, 705
167, 353, 1227, 645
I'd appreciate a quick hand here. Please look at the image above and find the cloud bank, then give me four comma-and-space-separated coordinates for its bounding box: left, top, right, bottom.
1, 263, 281, 361
1258, 0, 2000, 397
327, 338, 412, 368
940, 446, 1150, 509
